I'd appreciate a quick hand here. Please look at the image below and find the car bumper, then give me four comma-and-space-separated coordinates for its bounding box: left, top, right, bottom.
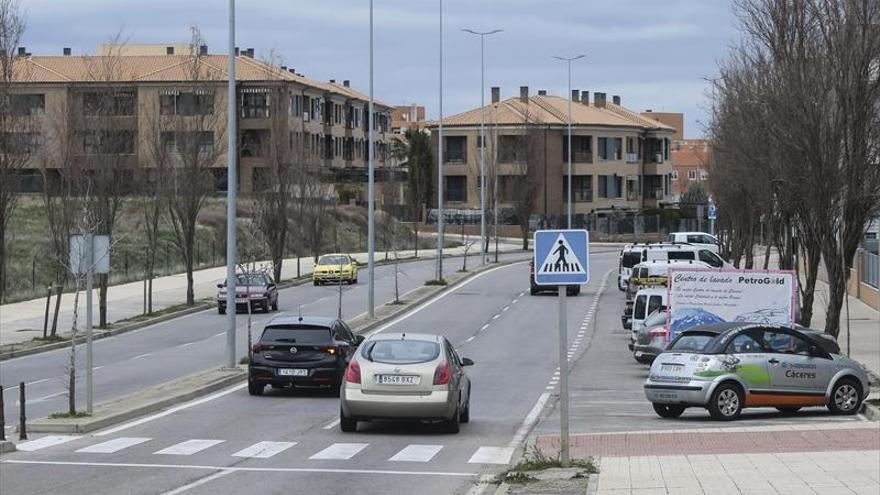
622, 316, 632, 330
341, 386, 455, 420
644, 380, 712, 406
314, 273, 352, 282
249, 365, 340, 387
633, 344, 663, 361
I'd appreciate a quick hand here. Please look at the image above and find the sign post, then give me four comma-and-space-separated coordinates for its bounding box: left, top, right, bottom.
533, 229, 589, 464
70, 234, 110, 414
707, 199, 717, 236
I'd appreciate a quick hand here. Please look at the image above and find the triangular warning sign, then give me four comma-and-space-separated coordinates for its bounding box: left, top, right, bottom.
538, 233, 586, 275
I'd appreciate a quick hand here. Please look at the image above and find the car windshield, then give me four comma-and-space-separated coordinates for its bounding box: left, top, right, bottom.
621, 252, 641, 269
261, 325, 330, 344
235, 274, 268, 286
318, 256, 349, 265
362, 339, 441, 365
668, 332, 716, 353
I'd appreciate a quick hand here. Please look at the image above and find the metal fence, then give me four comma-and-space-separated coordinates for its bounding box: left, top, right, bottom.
863, 250, 879, 289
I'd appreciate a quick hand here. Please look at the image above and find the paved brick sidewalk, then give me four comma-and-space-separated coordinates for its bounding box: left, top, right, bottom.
537, 423, 880, 457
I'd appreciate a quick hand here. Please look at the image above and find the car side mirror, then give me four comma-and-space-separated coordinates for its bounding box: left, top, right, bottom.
461, 357, 474, 367
356, 335, 365, 345
216, 283, 224, 289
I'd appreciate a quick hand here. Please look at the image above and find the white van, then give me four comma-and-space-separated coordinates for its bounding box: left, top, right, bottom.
667, 232, 720, 254
642, 245, 728, 269
617, 243, 683, 291
630, 287, 667, 349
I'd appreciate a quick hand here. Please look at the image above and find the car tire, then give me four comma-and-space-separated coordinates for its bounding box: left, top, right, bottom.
459, 392, 470, 423
634, 353, 654, 365
218, 305, 225, 315
313, 280, 319, 286
330, 383, 341, 397
708, 382, 743, 421
828, 378, 863, 415
247, 379, 264, 397
340, 409, 357, 432
442, 410, 460, 434
775, 406, 802, 414
652, 403, 686, 418
530, 287, 538, 296
271, 299, 278, 311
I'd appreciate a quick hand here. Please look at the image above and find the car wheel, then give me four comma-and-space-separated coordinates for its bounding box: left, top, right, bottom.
330, 383, 341, 397
828, 378, 862, 415
634, 353, 654, 365
313, 280, 319, 286
530, 287, 538, 296
442, 410, 460, 434
775, 406, 802, 414
247, 379, 264, 396
218, 305, 225, 315
340, 409, 357, 432
652, 403, 686, 418
271, 299, 278, 311
459, 392, 470, 423
708, 382, 743, 421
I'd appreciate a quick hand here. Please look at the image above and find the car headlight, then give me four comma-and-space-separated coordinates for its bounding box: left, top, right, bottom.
249, 292, 264, 298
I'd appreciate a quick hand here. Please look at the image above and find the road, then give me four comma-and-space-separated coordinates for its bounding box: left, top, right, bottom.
0, 253, 531, 426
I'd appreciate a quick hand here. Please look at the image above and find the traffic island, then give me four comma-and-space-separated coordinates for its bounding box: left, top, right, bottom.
25, 366, 247, 434
484, 447, 598, 495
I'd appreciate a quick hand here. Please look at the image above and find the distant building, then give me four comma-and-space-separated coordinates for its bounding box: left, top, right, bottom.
640, 111, 684, 141
426, 86, 677, 216
391, 104, 426, 133
671, 139, 711, 198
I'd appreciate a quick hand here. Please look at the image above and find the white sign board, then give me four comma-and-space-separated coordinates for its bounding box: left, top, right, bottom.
667, 268, 796, 340
69, 235, 111, 275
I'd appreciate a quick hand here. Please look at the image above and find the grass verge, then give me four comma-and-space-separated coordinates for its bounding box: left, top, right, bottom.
48, 411, 92, 419
494, 445, 599, 484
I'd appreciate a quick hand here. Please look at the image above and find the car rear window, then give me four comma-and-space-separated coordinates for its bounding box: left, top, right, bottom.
621, 252, 641, 269
666, 251, 696, 261
261, 325, 331, 344
362, 340, 441, 365
668, 332, 716, 353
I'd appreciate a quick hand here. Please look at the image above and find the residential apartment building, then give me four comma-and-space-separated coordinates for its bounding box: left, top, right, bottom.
671, 139, 711, 197
426, 86, 676, 216
7, 44, 395, 196
391, 104, 426, 133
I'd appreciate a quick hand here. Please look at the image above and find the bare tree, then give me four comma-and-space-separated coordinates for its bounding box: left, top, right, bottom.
163, 27, 225, 305
507, 115, 543, 250
0, 0, 27, 302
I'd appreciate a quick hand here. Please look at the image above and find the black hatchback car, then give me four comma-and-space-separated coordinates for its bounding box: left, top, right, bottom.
529, 260, 580, 296
248, 315, 364, 396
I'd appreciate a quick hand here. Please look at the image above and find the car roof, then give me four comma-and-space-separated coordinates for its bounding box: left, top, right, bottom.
370, 332, 443, 343
265, 315, 338, 327
677, 323, 841, 354
319, 253, 350, 257
635, 287, 666, 296
672, 232, 714, 236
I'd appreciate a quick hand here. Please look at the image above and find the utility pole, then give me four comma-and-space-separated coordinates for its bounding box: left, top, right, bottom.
552, 54, 586, 229
463, 28, 502, 264
437, 0, 444, 281
225, 0, 238, 368
367, 0, 376, 318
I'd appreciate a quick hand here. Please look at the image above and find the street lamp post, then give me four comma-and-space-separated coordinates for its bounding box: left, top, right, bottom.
552, 55, 586, 229
437, 0, 444, 281
463, 28, 502, 264
225, 0, 237, 368
367, 0, 375, 318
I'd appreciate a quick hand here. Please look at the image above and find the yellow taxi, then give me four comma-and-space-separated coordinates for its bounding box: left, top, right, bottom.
313, 254, 359, 285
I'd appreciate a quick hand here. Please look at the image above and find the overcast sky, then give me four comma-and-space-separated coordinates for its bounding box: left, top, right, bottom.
22, 0, 739, 138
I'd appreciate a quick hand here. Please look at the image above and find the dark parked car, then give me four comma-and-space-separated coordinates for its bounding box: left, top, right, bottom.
529, 260, 580, 296
217, 272, 279, 314
248, 315, 364, 396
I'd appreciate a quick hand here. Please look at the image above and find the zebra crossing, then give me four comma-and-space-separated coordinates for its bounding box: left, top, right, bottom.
15, 435, 516, 465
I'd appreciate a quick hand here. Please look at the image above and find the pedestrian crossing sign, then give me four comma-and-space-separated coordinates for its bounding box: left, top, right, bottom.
533, 230, 590, 286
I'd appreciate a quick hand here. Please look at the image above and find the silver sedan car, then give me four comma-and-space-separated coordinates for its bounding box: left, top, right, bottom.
644, 323, 871, 421
340, 332, 473, 433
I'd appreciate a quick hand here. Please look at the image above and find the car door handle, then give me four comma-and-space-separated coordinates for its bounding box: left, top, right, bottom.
768, 358, 779, 364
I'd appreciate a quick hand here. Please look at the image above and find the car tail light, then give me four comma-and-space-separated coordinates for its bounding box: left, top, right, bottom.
433, 361, 451, 385
344, 359, 361, 384
252, 343, 271, 353
322, 345, 338, 355
648, 328, 667, 337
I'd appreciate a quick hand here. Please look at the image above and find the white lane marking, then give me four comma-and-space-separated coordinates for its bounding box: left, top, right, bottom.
553, 371, 560, 376
132, 353, 152, 360
213, 332, 224, 337
93, 366, 104, 371
179, 342, 196, 348
468, 446, 515, 465
16, 435, 78, 452
479, 324, 490, 331
502, 306, 510, 312
2, 378, 51, 393
309, 443, 369, 460
388, 444, 444, 462
37, 391, 67, 401
231, 441, 297, 459
464, 336, 475, 343
545, 386, 555, 390
77, 437, 152, 453
365, 261, 527, 337
95, 383, 247, 436
0, 459, 476, 477
509, 392, 552, 448
511, 298, 519, 304
322, 419, 341, 430
155, 439, 224, 456
162, 469, 235, 495
491, 314, 500, 320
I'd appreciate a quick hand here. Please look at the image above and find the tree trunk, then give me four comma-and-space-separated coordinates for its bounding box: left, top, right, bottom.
98, 274, 108, 328
413, 221, 419, 258
798, 249, 820, 328
521, 222, 528, 250
185, 254, 195, 305
51, 285, 63, 337
273, 255, 283, 283
0, 229, 6, 303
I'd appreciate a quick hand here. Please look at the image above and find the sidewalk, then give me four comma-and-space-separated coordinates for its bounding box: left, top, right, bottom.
808, 278, 880, 376
0, 238, 523, 347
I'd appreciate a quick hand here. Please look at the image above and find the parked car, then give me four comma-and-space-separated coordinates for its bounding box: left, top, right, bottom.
248, 315, 364, 396
667, 232, 721, 254
217, 272, 279, 314
313, 254, 359, 285
633, 308, 667, 363
529, 260, 580, 296
644, 323, 870, 421
629, 287, 666, 348
340, 332, 473, 433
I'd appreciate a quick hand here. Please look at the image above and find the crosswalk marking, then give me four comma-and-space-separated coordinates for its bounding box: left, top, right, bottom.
389, 444, 443, 462
76, 437, 151, 454
231, 441, 297, 459
155, 439, 225, 456
468, 446, 515, 465
16, 435, 78, 452
309, 442, 368, 460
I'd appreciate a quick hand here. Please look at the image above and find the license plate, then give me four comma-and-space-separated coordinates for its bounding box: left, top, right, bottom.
376, 374, 420, 385
235, 298, 247, 304
660, 364, 683, 372
278, 369, 308, 377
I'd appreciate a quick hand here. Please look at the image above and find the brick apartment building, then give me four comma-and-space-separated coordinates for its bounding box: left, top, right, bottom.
7, 43, 396, 196
427, 86, 677, 216
391, 104, 426, 133
671, 139, 711, 197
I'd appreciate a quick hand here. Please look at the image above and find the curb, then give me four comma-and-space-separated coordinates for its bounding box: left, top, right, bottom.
25, 367, 247, 434
861, 400, 880, 421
